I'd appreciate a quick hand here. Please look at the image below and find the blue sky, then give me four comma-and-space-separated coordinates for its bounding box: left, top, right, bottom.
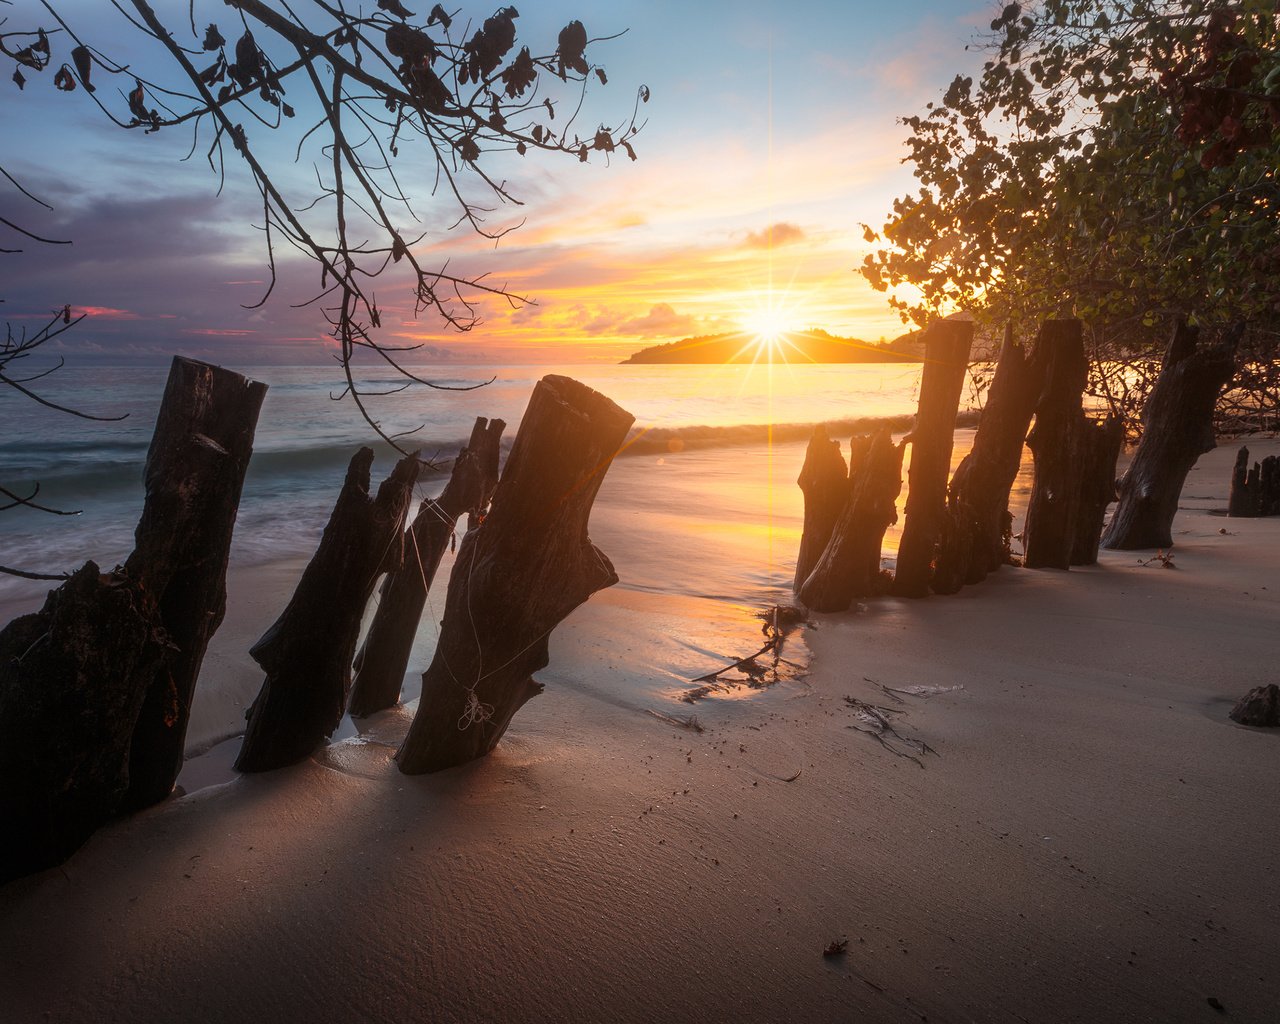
2, 0, 993, 364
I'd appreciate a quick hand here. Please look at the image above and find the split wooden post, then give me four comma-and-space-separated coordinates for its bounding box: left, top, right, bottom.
1102, 320, 1242, 549
396, 376, 634, 774
1227, 446, 1280, 518
792, 425, 848, 594
120, 357, 267, 812
892, 319, 973, 597
348, 417, 505, 718
1023, 319, 1089, 569
1070, 415, 1123, 566
797, 430, 906, 612
235, 448, 419, 772
933, 324, 1047, 590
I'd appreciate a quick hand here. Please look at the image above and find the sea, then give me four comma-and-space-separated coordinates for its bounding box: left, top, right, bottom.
0, 360, 1022, 765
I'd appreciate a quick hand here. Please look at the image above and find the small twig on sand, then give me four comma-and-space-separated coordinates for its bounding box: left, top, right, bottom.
646, 709, 705, 733
843, 696, 938, 768
691, 603, 808, 686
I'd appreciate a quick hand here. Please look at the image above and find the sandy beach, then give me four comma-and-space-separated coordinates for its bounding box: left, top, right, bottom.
1, 437, 1277, 1024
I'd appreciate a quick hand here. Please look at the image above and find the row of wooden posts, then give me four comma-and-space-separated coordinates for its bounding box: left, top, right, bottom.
793, 316, 1241, 611
0, 313, 1244, 882
0, 363, 635, 882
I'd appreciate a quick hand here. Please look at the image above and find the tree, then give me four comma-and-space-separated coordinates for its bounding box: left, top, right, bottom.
1, 1, 646, 444
860, 0, 1279, 431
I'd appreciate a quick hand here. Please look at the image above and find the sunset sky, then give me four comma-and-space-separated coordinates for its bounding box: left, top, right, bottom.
2, 1, 991, 365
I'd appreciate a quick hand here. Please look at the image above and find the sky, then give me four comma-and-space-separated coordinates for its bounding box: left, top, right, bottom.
1, 0, 993, 366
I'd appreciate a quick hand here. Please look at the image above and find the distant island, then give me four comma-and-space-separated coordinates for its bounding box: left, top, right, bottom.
620, 327, 923, 364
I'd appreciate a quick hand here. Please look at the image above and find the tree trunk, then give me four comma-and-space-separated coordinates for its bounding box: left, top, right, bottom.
892, 319, 974, 597
348, 417, 505, 718
396, 377, 633, 774
1024, 320, 1088, 569
1071, 415, 1123, 566
0, 564, 168, 883
1228, 446, 1280, 517
797, 430, 906, 612
792, 425, 848, 594
235, 448, 419, 772
118, 357, 267, 812
1101, 320, 1242, 550
944, 323, 1049, 585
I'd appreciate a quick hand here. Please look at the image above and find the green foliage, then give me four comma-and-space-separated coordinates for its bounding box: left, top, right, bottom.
862, 0, 1280, 347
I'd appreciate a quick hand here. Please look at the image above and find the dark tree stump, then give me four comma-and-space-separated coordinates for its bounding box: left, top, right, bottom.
1228, 447, 1280, 518
892, 319, 974, 597
1024, 320, 1088, 570
0, 564, 168, 883
119, 357, 267, 812
235, 448, 420, 773
348, 417, 505, 718
1229, 684, 1279, 727
793, 425, 848, 594
934, 324, 1049, 589
1101, 320, 1242, 550
797, 430, 906, 612
1071, 415, 1124, 566
396, 376, 634, 774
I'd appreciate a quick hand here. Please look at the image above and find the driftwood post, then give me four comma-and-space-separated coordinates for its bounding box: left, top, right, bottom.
1023, 319, 1088, 569
933, 324, 1048, 590
1101, 320, 1242, 549
1070, 415, 1123, 566
1228, 446, 1280, 518
120, 357, 267, 812
397, 376, 634, 774
792, 425, 848, 594
892, 319, 974, 597
348, 417, 505, 718
797, 430, 906, 612
0, 565, 168, 883
235, 448, 419, 772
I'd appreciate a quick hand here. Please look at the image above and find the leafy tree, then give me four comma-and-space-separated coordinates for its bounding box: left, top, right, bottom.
1, 0, 646, 442
861, 0, 1279, 431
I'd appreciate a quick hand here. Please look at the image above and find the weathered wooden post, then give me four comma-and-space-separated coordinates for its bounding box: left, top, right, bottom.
1070, 415, 1123, 566
933, 324, 1048, 589
793, 425, 848, 594
1228, 446, 1280, 518
892, 318, 974, 597
120, 357, 267, 812
797, 430, 906, 612
1101, 320, 1242, 549
396, 376, 634, 774
235, 448, 419, 772
0, 565, 168, 883
348, 417, 505, 718
1024, 319, 1088, 569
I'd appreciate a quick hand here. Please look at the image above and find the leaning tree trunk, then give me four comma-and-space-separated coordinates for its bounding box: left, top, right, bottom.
235, 448, 419, 772
1024, 320, 1088, 570
397, 376, 634, 774
934, 323, 1048, 589
797, 430, 906, 612
348, 417, 505, 718
119, 357, 267, 812
1070, 415, 1123, 566
892, 319, 974, 597
1102, 320, 1243, 550
792, 425, 848, 594
0, 564, 168, 883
